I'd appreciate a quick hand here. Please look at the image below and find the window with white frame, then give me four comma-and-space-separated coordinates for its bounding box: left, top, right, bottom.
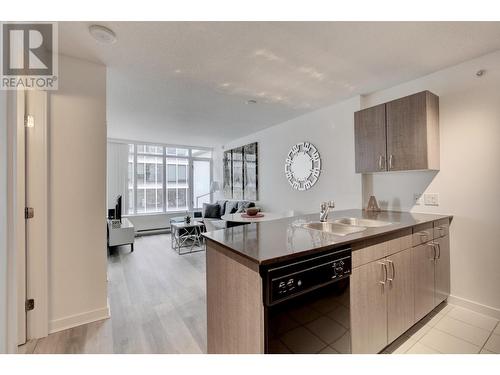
124, 143, 212, 215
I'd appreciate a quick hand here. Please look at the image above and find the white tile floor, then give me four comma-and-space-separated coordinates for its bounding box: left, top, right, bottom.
383, 303, 500, 354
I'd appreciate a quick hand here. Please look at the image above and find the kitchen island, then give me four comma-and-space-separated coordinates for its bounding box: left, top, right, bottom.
203, 209, 452, 354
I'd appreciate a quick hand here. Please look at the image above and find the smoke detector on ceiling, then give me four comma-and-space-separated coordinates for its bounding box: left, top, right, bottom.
89, 25, 117, 44
247, 99, 257, 104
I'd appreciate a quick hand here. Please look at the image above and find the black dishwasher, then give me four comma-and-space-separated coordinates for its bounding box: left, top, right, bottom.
262, 247, 352, 354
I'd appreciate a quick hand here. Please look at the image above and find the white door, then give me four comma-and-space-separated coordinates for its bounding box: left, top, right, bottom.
20, 90, 49, 343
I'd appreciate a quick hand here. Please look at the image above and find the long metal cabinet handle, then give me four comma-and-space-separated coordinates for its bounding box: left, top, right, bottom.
427, 243, 437, 260
436, 243, 441, 259
389, 154, 394, 170
378, 155, 383, 170
386, 260, 394, 282
378, 261, 388, 286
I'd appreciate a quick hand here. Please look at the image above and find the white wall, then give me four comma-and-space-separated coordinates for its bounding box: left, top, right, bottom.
219, 96, 363, 215
0, 90, 7, 353
48, 55, 109, 332
360, 50, 500, 314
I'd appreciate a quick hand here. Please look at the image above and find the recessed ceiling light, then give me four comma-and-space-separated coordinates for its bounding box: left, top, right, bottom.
89, 25, 117, 44
247, 99, 257, 104
476, 69, 486, 77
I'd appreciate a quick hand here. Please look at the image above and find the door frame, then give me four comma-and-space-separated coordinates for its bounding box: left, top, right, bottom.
6, 89, 26, 351
13, 90, 26, 346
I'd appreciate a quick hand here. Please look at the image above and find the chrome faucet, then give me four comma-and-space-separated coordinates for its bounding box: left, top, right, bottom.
320, 201, 335, 222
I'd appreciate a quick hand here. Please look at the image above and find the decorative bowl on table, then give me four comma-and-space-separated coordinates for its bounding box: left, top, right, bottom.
245, 207, 260, 216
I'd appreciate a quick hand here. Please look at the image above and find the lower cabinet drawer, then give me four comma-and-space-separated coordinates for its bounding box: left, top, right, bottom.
352, 241, 387, 269
412, 223, 434, 246
352, 229, 412, 269
434, 219, 449, 239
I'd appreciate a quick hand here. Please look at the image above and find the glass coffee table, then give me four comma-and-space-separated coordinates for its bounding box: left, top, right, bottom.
170, 220, 205, 255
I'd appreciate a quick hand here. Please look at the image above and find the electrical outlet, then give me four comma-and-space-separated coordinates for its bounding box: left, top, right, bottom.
414, 193, 422, 205
424, 193, 439, 206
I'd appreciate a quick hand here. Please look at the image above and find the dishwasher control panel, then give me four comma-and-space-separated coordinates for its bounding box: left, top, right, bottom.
263, 247, 351, 306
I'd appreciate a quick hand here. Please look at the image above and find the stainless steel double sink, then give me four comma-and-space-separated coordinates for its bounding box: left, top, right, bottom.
301, 217, 392, 236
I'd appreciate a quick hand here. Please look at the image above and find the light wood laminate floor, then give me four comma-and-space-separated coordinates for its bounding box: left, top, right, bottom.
20, 234, 207, 354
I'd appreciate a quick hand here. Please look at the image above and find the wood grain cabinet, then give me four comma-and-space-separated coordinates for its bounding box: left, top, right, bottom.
354, 91, 440, 173
350, 221, 450, 353
351, 260, 388, 353
412, 226, 451, 322
412, 242, 436, 322
412, 222, 434, 247
351, 237, 414, 353
434, 234, 451, 306
434, 219, 449, 239
386, 248, 414, 343
354, 104, 387, 173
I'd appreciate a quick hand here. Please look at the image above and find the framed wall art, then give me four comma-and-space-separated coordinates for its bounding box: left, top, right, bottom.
223, 142, 259, 200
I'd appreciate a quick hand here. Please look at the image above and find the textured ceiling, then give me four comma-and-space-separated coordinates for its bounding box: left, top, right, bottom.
58, 21, 500, 147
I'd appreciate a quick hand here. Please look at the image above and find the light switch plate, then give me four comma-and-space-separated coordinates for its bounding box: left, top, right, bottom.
424, 193, 439, 206
414, 193, 423, 205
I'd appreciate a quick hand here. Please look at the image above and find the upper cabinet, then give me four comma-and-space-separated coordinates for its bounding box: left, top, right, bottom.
354, 91, 440, 173
354, 104, 387, 173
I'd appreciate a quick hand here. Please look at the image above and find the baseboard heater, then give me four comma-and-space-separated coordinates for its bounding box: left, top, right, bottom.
135, 227, 171, 237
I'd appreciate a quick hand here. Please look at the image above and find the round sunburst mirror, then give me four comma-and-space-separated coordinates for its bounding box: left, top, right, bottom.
284, 142, 321, 191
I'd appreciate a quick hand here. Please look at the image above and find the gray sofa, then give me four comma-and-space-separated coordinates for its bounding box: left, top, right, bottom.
202, 200, 256, 232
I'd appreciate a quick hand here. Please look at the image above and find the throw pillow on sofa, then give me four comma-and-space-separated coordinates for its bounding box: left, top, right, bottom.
236, 201, 255, 213
216, 200, 227, 215
203, 203, 221, 219
224, 201, 239, 216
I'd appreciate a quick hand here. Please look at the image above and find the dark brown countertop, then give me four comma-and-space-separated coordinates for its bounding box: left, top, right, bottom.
202, 209, 452, 266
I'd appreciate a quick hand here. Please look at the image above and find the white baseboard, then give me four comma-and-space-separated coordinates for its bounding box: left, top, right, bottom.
448, 294, 500, 320
49, 305, 110, 334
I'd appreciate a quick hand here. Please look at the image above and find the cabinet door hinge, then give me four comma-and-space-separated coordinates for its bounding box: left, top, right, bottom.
25, 207, 34, 219
25, 299, 35, 311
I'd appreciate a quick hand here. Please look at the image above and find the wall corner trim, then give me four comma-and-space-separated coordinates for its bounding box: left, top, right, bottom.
48, 305, 110, 334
